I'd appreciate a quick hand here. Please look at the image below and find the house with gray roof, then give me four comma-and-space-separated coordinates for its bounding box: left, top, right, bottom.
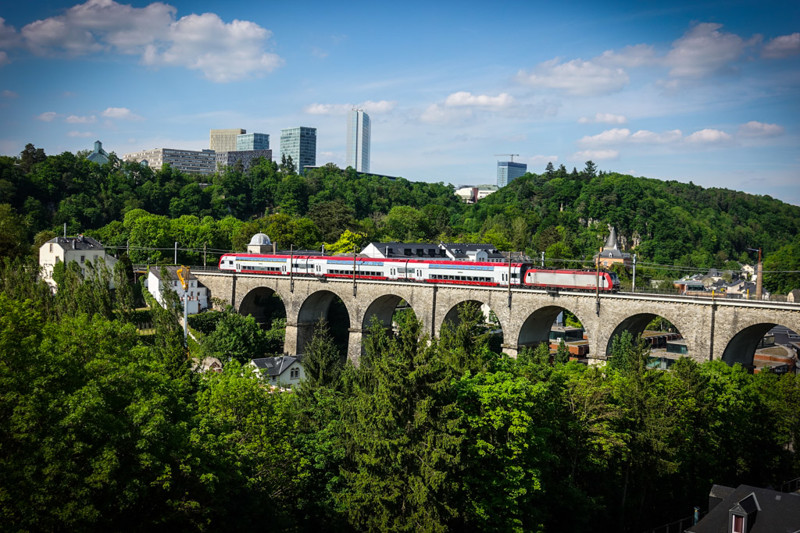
250, 355, 305, 388
686, 484, 800, 533
39, 235, 117, 291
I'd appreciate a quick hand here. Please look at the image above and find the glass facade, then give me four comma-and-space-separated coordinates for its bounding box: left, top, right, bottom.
237, 133, 270, 151
346, 109, 370, 173
280, 127, 317, 174
497, 161, 527, 187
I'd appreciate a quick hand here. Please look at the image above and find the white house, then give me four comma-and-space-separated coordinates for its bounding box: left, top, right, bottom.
250, 356, 305, 388
39, 235, 117, 291
146, 266, 209, 314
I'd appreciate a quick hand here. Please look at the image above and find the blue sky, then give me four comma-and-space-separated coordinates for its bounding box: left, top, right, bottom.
1, 0, 798, 204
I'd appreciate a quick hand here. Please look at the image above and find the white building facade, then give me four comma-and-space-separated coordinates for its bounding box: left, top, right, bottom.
39, 235, 117, 290
146, 266, 209, 315
123, 148, 216, 175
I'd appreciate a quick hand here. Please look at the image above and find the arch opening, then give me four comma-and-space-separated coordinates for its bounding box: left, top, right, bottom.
605, 314, 684, 368
442, 300, 504, 354
723, 324, 798, 373
239, 288, 287, 355
362, 295, 419, 335
518, 306, 589, 361
296, 290, 351, 356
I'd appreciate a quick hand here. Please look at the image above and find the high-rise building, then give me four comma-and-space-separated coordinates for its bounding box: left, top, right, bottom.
497, 161, 527, 187
237, 133, 270, 151
210, 128, 246, 152
123, 148, 216, 175
280, 127, 316, 174
346, 109, 370, 173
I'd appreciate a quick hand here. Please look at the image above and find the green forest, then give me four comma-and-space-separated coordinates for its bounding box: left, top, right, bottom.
1, 258, 799, 532
2, 144, 800, 293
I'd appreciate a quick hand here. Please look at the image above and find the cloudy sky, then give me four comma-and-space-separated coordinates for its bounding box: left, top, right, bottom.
0, 0, 798, 203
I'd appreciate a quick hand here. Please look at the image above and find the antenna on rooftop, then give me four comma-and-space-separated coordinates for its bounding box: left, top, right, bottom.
494, 153, 520, 162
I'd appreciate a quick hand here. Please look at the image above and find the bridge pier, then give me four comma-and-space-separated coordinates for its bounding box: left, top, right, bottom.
348, 328, 364, 366
501, 344, 519, 358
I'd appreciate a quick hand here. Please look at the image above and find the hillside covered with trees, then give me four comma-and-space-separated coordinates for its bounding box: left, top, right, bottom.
1, 144, 799, 293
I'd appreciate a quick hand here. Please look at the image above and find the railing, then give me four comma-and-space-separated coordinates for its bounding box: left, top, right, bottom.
781, 476, 800, 493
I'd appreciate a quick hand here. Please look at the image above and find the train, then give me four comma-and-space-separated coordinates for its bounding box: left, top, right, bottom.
218, 252, 620, 292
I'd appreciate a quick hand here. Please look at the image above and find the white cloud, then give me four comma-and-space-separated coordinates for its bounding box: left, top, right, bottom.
361, 100, 396, 113
762, 33, 800, 58
578, 113, 627, 124
18, 0, 282, 82
444, 91, 513, 107
0, 17, 21, 49
665, 23, 752, 78
305, 103, 346, 115
517, 58, 629, 96
68, 130, 93, 138
66, 114, 96, 123
579, 127, 732, 148
0, 51, 8, 66
574, 149, 619, 160
597, 44, 657, 68
630, 129, 682, 144
1, 89, 17, 98
305, 100, 396, 115
738, 121, 784, 137
579, 128, 631, 145
143, 13, 282, 82
685, 128, 733, 143
420, 103, 472, 124
102, 106, 142, 120
22, 0, 174, 55
37, 111, 58, 122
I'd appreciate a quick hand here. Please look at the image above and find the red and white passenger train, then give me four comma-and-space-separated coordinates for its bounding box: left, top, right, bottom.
218, 252, 620, 292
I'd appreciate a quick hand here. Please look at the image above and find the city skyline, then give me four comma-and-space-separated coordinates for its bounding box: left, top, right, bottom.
0, 1, 798, 203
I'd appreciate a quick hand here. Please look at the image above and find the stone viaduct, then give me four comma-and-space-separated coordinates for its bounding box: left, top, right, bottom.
194, 271, 800, 367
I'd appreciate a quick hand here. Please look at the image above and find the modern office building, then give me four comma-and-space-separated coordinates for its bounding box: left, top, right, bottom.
237, 133, 270, 151
497, 161, 527, 187
216, 149, 273, 171
210, 128, 246, 152
280, 127, 316, 174
346, 109, 370, 173
123, 148, 216, 175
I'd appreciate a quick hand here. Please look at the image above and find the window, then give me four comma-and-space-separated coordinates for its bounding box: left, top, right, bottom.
732, 515, 743, 533
80, 255, 85, 263
290, 368, 300, 379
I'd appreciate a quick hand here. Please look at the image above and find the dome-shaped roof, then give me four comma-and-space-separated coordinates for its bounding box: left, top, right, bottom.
248, 233, 271, 246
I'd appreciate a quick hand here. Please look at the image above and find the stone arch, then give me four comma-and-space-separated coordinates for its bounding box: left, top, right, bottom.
362, 294, 420, 331
239, 287, 286, 327
439, 298, 505, 352
604, 312, 687, 359
294, 289, 354, 356
721, 322, 777, 369
517, 304, 591, 355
